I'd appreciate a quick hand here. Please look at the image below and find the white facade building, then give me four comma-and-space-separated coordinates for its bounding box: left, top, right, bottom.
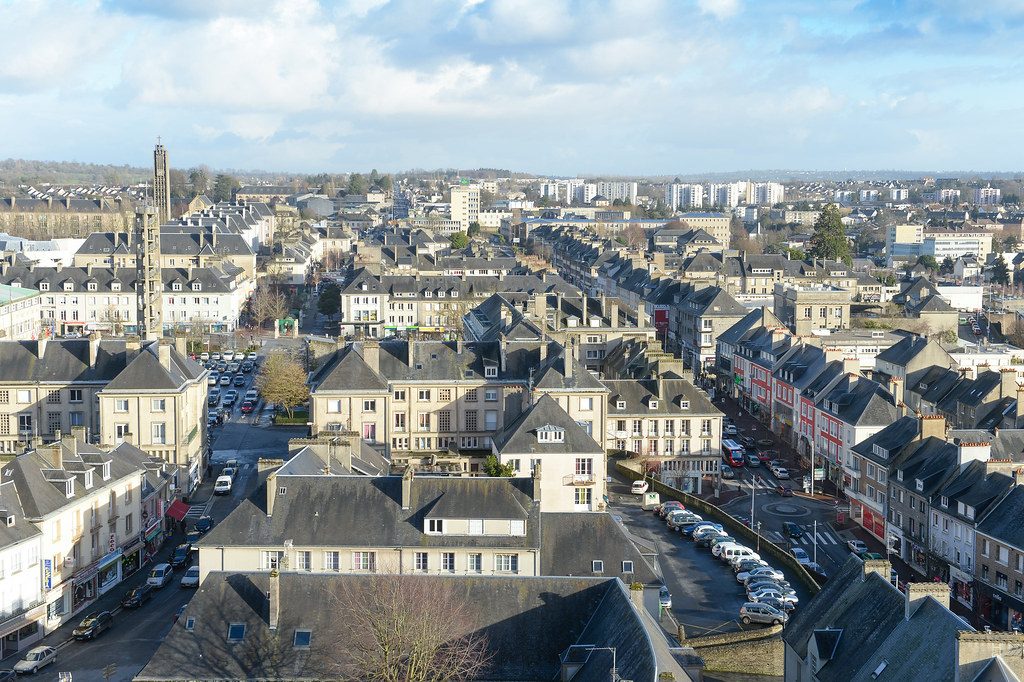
450, 185, 481, 231
595, 181, 638, 205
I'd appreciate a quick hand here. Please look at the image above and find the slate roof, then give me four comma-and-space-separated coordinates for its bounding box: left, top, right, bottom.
602, 378, 721, 418
0, 338, 127, 383
851, 416, 921, 464
0, 480, 43, 549
102, 342, 204, 391
541, 512, 659, 585
876, 334, 935, 368
491, 394, 604, 456
932, 461, 1014, 524
136, 573, 657, 682
307, 344, 389, 392
818, 376, 897, 427
200, 474, 541, 551
980, 482, 1024, 553
889, 437, 960, 497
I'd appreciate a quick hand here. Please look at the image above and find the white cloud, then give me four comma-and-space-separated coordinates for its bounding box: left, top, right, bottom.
697, 0, 740, 20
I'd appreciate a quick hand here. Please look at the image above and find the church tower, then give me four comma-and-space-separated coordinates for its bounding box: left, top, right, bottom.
153, 141, 171, 224
134, 205, 163, 340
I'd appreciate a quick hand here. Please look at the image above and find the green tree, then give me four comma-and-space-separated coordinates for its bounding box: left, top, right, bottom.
992, 256, 1011, 285
317, 282, 341, 319
188, 167, 210, 195
347, 173, 368, 195
1006, 235, 1021, 252
467, 222, 480, 237
917, 255, 939, 271
807, 203, 852, 265
255, 352, 310, 419
450, 232, 469, 249
940, 256, 955, 274
786, 247, 807, 261
483, 455, 515, 477
212, 173, 239, 202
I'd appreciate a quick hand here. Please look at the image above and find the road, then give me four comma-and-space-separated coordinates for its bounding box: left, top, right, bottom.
25, 352, 306, 682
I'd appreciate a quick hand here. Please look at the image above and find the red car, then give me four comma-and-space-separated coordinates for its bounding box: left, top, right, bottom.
757, 449, 775, 464
240, 401, 255, 414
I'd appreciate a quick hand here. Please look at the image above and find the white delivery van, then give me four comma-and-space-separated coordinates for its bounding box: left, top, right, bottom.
641, 492, 661, 511
721, 545, 759, 564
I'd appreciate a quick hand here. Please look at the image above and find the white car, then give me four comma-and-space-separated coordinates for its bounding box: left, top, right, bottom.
180, 565, 201, 588
147, 563, 174, 588
631, 480, 650, 494
234, 352, 246, 361
748, 588, 799, 605
737, 566, 785, 583
791, 547, 811, 565
724, 424, 738, 436
214, 475, 233, 495
14, 646, 57, 674
773, 467, 790, 480
847, 539, 869, 554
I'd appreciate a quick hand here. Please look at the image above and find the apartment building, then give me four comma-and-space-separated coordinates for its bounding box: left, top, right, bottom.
974, 187, 1002, 206
74, 229, 256, 279
195, 469, 655, 586
595, 181, 637, 205
450, 184, 480, 231
602, 378, 723, 494
673, 285, 749, 372
0, 283, 42, 340
96, 339, 208, 487
975, 484, 1024, 631
0, 477, 44, 658
665, 183, 704, 210
0, 197, 133, 240
772, 283, 851, 335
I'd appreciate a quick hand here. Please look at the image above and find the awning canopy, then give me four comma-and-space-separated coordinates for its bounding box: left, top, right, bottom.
165, 500, 191, 522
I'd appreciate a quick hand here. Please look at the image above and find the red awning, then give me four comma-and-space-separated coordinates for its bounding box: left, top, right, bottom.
165, 500, 191, 522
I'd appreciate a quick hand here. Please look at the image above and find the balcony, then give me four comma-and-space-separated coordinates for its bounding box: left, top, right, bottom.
563, 473, 596, 486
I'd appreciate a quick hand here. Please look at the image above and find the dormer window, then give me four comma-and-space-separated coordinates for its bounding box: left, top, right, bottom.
873, 444, 888, 459
360, 283, 368, 291
63, 282, 73, 292
424, 291, 432, 298
916, 479, 923, 492
102, 462, 111, 480
65, 480, 74, 498
426, 519, 444, 534
39, 282, 49, 292
172, 282, 182, 292
192, 282, 201, 291
438, 291, 445, 298
87, 282, 97, 291
11, 280, 21, 288
616, 400, 626, 410
111, 282, 121, 291
897, 470, 903, 481
84, 470, 93, 489
678, 400, 690, 409
485, 366, 498, 378
537, 425, 564, 443
648, 399, 659, 410
451, 290, 458, 298
941, 495, 949, 508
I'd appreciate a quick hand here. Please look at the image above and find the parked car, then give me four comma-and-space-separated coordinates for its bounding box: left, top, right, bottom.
720, 463, 735, 479
733, 558, 770, 574
72, 611, 114, 640
705, 535, 736, 550
775, 484, 793, 497
806, 562, 829, 581
658, 586, 672, 610
13, 647, 57, 674
737, 566, 785, 583
658, 501, 685, 518
234, 352, 246, 361
207, 390, 220, 406
688, 522, 723, 537
756, 449, 774, 463
756, 438, 774, 449
200, 352, 210, 362
740, 436, 756, 448
120, 584, 154, 608
847, 539, 869, 554
740, 602, 788, 626
667, 512, 702, 530
194, 515, 214, 534
222, 466, 237, 480
185, 529, 202, 545
241, 361, 254, 373
747, 579, 795, 596
207, 374, 219, 386
631, 480, 650, 494
782, 522, 804, 539
180, 565, 201, 588
170, 543, 193, 568
219, 375, 231, 386
148, 563, 174, 588
210, 352, 221, 361
222, 390, 238, 406
733, 514, 752, 528
227, 362, 240, 373
244, 389, 259, 402
214, 475, 233, 495
247, 352, 258, 362
861, 552, 885, 560
748, 588, 798, 605
758, 595, 797, 614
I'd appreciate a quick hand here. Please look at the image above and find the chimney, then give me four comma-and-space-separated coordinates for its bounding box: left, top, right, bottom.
174, 334, 187, 358
268, 569, 280, 631
61, 431, 77, 456
637, 304, 647, 327
362, 339, 380, 374
610, 299, 619, 329
532, 292, 546, 321
86, 262, 93, 277
266, 471, 278, 517
539, 332, 548, 364
44, 442, 63, 471
842, 357, 859, 375
36, 337, 47, 360
957, 631, 1024, 682
88, 331, 101, 367
1001, 368, 1019, 399
500, 336, 507, 373
888, 376, 903, 406
532, 462, 542, 504
918, 414, 946, 441
126, 336, 141, 363
157, 341, 171, 370
564, 340, 574, 380
455, 337, 463, 355
555, 293, 563, 330
761, 304, 772, 326
122, 431, 134, 446
958, 441, 991, 465
401, 467, 414, 510
580, 293, 588, 326
71, 425, 86, 444
862, 558, 892, 582
905, 582, 950, 620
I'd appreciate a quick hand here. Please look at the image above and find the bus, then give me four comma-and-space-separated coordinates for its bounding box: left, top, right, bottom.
722, 439, 745, 467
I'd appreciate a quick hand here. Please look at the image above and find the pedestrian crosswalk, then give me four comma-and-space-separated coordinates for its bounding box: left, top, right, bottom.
184, 503, 208, 520
766, 525, 839, 546
740, 475, 794, 491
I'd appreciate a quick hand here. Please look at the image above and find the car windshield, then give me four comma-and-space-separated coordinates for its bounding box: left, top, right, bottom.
151, 568, 164, 577
26, 652, 42, 661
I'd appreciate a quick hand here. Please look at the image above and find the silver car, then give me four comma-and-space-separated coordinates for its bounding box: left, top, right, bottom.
740, 602, 788, 626
13, 646, 57, 674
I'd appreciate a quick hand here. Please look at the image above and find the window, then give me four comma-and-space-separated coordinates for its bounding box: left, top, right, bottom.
465, 389, 478, 402
16, 390, 31, 404
151, 398, 166, 412
418, 390, 431, 402
227, 623, 246, 642
114, 398, 129, 413
439, 389, 451, 402
70, 390, 83, 405
46, 390, 60, 404
495, 554, 518, 573
468, 553, 482, 573
293, 630, 312, 649
510, 519, 525, 536
296, 551, 311, 571
484, 410, 498, 430
324, 551, 340, 571
326, 399, 341, 414
184, 617, 195, 631
18, 414, 32, 434
352, 551, 376, 572
362, 400, 376, 412
394, 412, 406, 431
394, 389, 406, 401
941, 496, 949, 508
484, 389, 498, 402
427, 519, 444, 534
442, 552, 456, 572
125, 513, 132, 534
151, 422, 166, 445
580, 397, 593, 411
623, 561, 635, 573
414, 552, 428, 572
998, 546, 1010, 566
261, 551, 284, 570
575, 487, 593, 506
485, 365, 498, 378
983, 539, 990, 557
438, 410, 451, 432
468, 519, 483, 535
537, 427, 564, 443
418, 413, 431, 431
465, 411, 478, 431
592, 560, 604, 573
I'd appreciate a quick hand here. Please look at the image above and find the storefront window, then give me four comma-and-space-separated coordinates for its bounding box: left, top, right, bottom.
1011, 608, 1023, 633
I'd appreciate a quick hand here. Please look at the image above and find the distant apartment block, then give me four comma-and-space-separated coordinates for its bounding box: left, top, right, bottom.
450, 184, 480, 231
595, 181, 638, 205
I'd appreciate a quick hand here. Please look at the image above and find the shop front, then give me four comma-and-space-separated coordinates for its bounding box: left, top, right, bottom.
121, 538, 145, 578
96, 548, 123, 596
907, 540, 929, 576
950, 566, 974, 608
143, 517, 164, 563
0, 604, 45, 660
976, 583, 1020, 631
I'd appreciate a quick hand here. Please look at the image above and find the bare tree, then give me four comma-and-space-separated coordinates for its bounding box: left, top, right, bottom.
255, 352, 309, 418
102, 305, 126, 336
331, 573, 492, 682
251, 281, 289, 329
623, 223, 647, 249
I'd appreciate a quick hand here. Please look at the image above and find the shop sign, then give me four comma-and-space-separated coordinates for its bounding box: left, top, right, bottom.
43, 559, 52, 591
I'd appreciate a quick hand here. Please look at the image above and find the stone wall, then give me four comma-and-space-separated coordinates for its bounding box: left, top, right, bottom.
685, 625, 784, 676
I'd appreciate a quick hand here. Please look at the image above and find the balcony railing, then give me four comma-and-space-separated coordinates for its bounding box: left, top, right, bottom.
563, 473, 596, 486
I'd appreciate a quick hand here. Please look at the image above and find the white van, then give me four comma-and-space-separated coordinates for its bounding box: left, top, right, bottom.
214, 475, 233, 495
721, 545, 759, 564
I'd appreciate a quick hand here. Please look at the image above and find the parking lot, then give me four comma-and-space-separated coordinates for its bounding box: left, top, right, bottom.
608, 471, 812, 637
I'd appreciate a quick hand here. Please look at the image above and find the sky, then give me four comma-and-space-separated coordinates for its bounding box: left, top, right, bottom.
1, 0, 1022, 176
